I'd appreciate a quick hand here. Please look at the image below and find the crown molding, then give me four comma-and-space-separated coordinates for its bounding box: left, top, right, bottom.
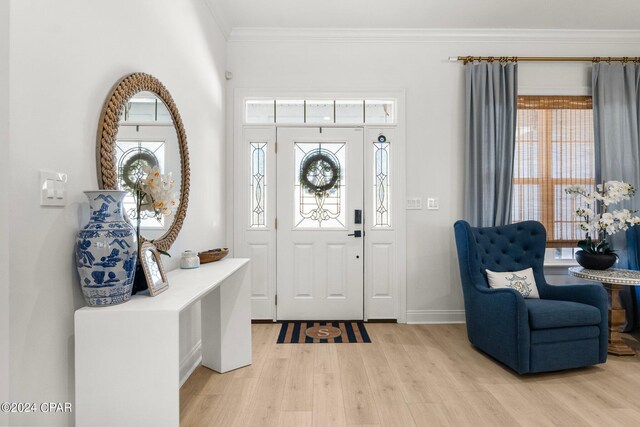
228, 27, 640, 44
201, 0, 231, 40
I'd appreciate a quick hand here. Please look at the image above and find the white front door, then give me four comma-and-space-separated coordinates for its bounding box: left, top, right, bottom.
276, 127, 364, 320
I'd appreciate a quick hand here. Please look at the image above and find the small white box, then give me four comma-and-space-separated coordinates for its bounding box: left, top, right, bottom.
427, 197, 440, 210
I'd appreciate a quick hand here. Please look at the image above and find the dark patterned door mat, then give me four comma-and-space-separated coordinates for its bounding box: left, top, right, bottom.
277, 321, 371, 343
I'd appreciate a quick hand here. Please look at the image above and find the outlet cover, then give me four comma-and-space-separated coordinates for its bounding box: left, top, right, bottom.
427, 197, 440, 210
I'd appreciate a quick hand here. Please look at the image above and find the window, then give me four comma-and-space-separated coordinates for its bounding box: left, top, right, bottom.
250, 142, 267, 228
373, 135, 391, 227
512, 96, 595, 247
244, 99, 396, 125
116, 140, 166, 229
116, 92, 173, 230
120, 92, 171, 123
294, 142, 346, 228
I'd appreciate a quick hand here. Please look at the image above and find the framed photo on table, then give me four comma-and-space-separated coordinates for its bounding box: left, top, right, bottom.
140, 242, 169, 296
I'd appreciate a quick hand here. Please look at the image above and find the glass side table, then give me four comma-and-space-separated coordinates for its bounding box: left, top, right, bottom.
568, 267, 640, 356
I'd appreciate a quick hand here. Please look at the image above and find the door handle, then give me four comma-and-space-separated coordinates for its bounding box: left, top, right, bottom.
347, 230, 362, 238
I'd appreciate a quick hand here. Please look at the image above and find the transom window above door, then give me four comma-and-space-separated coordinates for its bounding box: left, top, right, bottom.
245, 99, 396, 125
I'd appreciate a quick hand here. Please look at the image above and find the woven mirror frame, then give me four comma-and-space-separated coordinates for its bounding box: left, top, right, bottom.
96, 72, 190, 251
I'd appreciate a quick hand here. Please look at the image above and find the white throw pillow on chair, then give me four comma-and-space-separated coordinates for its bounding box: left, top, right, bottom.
486, 267, 540, 299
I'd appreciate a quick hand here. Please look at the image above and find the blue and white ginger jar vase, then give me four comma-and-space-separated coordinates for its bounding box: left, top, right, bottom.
75, 190, 137, 306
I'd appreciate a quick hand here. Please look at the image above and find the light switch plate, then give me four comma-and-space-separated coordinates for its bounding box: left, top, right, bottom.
427, 197, 440, 210
40, 170, 68, 207
406, 197, 422, 210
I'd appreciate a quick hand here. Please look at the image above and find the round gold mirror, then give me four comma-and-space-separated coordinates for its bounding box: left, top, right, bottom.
96, 73, 190, 251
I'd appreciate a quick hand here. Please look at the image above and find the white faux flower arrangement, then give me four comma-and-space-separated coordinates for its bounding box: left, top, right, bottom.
565, 180, 640, 255
139, 165, 179, 217
133, 165, 180, 255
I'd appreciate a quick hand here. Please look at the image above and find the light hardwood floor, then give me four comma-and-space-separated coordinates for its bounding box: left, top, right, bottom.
180, 323, 640, 427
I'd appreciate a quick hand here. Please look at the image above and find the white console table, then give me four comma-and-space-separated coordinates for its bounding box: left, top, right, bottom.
75, 258, 251, 427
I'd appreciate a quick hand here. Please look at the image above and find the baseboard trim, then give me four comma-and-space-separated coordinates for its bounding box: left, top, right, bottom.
180, 340, 202, 387
406, 309, 466, 324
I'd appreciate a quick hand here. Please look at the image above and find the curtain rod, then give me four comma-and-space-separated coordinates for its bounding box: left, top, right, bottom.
449, 56, 640, 64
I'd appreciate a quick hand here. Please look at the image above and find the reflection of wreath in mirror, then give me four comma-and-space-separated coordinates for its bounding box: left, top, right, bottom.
119, 148, 159, 192
299, 149, 340, 193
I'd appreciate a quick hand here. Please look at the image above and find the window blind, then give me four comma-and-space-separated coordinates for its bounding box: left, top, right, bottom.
512, 96, 595, 247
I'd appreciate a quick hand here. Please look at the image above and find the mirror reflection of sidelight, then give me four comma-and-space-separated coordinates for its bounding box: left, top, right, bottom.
96, 73, 190, 252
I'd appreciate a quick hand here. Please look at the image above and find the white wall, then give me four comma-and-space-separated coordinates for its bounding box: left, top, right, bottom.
0, 1, 10, 425
227, 30, 640, 323
8, 1, 227, 425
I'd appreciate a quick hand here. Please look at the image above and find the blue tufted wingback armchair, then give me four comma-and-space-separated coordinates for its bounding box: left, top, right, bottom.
454, 220, 608, 374
626, 227, 640, 329
628, 226, 640, 271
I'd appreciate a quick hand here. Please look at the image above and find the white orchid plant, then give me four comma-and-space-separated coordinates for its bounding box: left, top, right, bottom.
134, 164, 180, 256
565, 180, 640, 256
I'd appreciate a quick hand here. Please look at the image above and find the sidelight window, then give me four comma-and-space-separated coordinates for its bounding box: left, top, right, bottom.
373, 136, 391, 227
250, 142, 267, 228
